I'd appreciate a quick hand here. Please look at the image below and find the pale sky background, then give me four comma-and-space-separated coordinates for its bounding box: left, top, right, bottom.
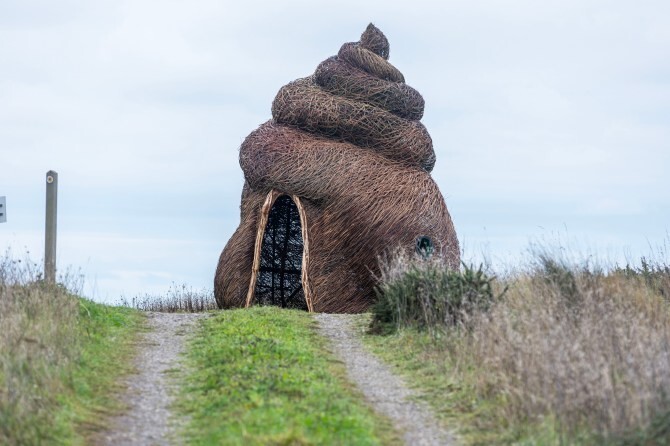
1, 0, 668, 303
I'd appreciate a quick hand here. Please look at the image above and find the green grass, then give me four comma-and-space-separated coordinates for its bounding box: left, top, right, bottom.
0, 261, 144, 445
176, 306, 399, 445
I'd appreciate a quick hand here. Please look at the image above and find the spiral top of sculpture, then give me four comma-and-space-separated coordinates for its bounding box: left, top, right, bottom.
241, 24, 436, 189
215, 24, 459, 313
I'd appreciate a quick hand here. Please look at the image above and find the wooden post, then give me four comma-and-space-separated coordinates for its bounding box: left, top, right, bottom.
0, 196, 6, 223
45, 171, 58, 284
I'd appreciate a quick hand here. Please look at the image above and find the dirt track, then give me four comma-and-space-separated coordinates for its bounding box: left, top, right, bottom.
98, 312, 206, 446
97, 310, 454, 445
316, 313, 457, 446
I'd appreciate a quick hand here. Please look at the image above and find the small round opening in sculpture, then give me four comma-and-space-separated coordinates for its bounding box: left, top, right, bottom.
416, 236, 434, 259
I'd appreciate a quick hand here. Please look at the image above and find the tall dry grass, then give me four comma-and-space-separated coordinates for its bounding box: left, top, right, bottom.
471, 254, 670, 441
0, 251, 81, 443
373, 248, 670, 442
121, 283, 217, 312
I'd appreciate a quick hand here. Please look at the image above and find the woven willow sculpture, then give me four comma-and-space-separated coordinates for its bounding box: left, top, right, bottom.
214, 24, 459, 313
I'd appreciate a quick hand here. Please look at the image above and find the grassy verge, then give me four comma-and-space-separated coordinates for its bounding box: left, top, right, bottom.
363, 249, 670, 445
361, 318, 522, 444
62, 299, 145, 442
176, 306, 399, 445
0, 253, 144, 444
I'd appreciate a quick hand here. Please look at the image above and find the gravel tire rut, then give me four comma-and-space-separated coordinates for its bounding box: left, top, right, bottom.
98, 312, 207, 446
316, 313, 457, 446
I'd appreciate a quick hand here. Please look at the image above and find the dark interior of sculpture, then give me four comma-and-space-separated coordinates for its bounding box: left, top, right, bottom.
255, 195, 306, 310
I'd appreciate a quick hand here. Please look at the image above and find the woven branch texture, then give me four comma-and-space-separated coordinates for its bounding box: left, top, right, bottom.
215, 24, 459, 313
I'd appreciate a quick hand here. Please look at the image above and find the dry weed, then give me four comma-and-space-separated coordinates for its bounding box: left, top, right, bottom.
122, 283, 217, 313
0, 250, 80, 443
469, 256, 670, 439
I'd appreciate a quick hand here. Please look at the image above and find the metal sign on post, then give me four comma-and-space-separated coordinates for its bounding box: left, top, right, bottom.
45, 171, 58, 284
0, 196, 6, 223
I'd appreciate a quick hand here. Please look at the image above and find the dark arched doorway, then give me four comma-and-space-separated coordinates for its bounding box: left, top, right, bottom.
254, 195, 307, 310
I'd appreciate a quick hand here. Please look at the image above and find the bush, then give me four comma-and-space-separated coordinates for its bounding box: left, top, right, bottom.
371, 251, 499, 334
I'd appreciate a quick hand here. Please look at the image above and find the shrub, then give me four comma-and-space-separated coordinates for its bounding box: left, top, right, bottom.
371, 250, 499, 334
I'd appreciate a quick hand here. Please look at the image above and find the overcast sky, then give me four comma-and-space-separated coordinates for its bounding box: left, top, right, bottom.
1, 0, 668, 303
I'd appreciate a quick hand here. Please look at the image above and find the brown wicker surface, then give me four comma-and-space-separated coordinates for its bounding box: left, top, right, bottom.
214, 24, 459, 313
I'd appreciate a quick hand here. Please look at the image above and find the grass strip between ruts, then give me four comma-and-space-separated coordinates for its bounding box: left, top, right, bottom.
177, 306, 399, 445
